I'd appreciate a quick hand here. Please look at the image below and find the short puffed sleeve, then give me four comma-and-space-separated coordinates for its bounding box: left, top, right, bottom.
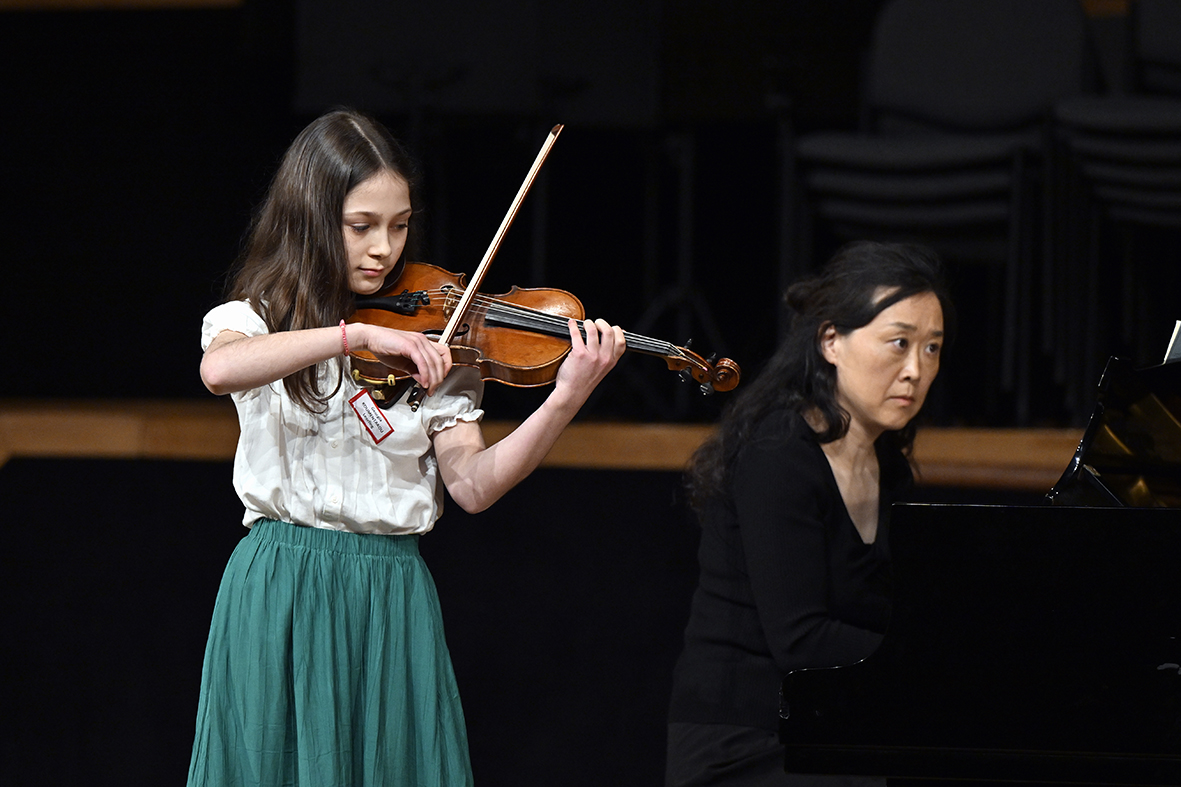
201, 300, 268, 351
424, 365, 485, 434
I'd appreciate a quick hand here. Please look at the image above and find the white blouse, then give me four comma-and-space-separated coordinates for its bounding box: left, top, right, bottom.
202, 300, 485, 535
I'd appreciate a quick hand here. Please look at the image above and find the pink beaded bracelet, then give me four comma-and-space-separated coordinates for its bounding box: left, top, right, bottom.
339, 320, 350, 356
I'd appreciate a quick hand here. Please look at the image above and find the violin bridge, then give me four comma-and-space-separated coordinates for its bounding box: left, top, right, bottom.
440, 285, 458, 318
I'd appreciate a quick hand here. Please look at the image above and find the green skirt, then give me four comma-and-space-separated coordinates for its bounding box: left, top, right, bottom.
187, 519, 473, 786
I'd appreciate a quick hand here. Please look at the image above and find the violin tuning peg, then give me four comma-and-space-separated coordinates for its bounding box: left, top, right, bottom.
678, 369, 695, 384
699, 384, 714, 396
684, 338, 694, 350
706, 353, 717, 364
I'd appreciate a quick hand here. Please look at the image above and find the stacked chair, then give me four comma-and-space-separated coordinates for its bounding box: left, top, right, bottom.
789, 0, 1099, 424
1051, 0, 1181, 420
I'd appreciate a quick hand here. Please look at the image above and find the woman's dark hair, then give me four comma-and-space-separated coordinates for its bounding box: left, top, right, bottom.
687, 240, 955, 506
226, 108, 421, 411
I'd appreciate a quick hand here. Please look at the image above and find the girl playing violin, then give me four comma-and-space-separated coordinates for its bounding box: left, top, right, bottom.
187, 108, 625, 786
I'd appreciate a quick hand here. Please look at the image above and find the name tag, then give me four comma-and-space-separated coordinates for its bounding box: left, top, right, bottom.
349, 390, 395, 443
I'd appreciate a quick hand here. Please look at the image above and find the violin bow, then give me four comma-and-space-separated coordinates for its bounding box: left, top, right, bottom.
406, 124, 564, 410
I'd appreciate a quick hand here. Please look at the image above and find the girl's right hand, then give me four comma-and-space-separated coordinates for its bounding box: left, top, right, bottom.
356, 323, 453, 393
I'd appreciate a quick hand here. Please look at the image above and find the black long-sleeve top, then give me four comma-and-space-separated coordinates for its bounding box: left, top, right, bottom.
667, 410, 913, 732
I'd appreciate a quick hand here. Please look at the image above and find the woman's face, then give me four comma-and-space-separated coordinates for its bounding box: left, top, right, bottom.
342, 170, 412, 295
821, 290, 944, 439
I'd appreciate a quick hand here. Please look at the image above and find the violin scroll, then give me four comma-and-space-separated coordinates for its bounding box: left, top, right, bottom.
667, 346, 741, 395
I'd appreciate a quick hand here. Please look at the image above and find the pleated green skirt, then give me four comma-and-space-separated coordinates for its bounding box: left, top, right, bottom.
187, 519, 473, 787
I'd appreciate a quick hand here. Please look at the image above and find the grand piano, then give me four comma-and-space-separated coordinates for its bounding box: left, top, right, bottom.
780, 356, 1181, 785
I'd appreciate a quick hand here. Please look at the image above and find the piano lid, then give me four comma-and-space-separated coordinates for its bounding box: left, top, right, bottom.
1048, 356, 1181, 507
781, 502, 1181, 785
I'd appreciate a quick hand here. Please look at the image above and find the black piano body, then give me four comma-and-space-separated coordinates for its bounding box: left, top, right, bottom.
781, 503, 1181, 784
781, 359, 1181, 784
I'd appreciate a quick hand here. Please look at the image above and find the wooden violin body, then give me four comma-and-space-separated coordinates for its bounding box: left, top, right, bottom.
347, 262, 740, 403
348, 262, 583, 394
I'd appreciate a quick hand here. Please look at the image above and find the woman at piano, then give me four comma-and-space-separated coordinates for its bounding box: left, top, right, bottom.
666, 240, 954, 786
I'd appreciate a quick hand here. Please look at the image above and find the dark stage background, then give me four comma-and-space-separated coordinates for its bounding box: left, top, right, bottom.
0, 1, 1142, 785
2, 2, 1162, 425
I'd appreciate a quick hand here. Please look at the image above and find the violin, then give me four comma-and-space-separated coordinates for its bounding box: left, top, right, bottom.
344, 123, 739, 407
346, 261, 741, 403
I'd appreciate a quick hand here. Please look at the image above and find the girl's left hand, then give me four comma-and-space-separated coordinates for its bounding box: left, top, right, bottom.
554, 318, 626, 399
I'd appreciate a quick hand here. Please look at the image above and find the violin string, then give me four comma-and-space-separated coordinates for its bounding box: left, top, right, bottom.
474, 298, 681, 357
407, 288, 685, 358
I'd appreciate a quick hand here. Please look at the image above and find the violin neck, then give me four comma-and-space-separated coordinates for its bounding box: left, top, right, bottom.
603, 327, 680, 360
482, 301, 679, 360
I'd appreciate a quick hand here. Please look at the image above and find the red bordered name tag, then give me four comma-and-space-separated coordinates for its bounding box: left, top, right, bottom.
349, 390, 395, 443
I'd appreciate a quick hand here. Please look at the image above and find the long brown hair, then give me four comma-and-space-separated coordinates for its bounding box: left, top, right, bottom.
226, 109, 420, 411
